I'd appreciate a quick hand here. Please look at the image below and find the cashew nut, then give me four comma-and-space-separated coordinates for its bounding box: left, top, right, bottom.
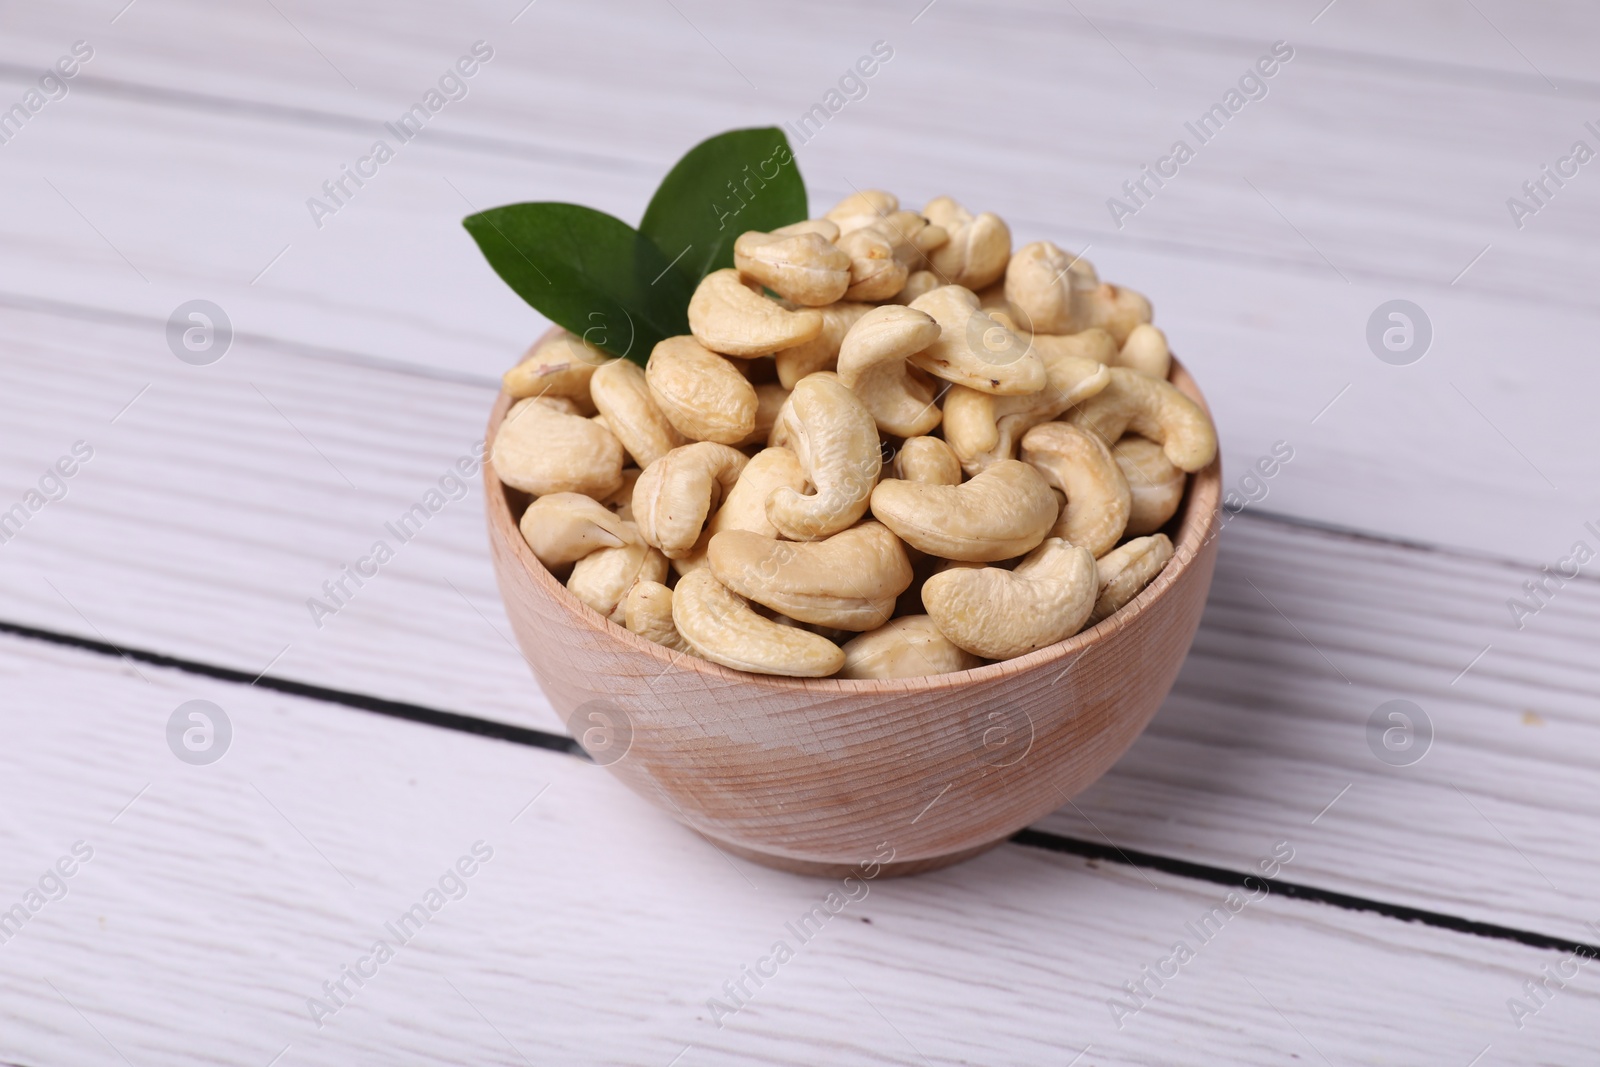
502, 331, 608, 408
1020, 422, 1131, 558
1116, 323, 1172, 380
941, 328, 1113, 472
973, 280, 1010, 315
623, 580, 690, 653
773, 301, 872, 387
892, 436, 962, 485
688, 269, 824, 357
734, 230, 851, 306
1115, 435, 1187, 536
1076, 282, 1152, 345
836, 305, 944, 437
1002, 241, 1099, 335
567, 533, 669, 623
1090, 533, 1174, 625
673, 444, 809, 576
494, 396, 624, 499
870, 459, 1058, 561
863, 210, 949, 269
603, 468, 641, 522
891, 270, 943, 306
766, 374, 882, 541
922, 537, 1098, 659
708, 446, 807, 541
645, 336, 758, 445
709, 522, 912, 631
632, 442, 749, 558
671, 569, 846, 677
839, 615, 983, 679
774, 218, 841, 242
838, 227, 909, 301
589, 358, 685, 468
907, 285, 1047, 396
923, 197, 1011, 290
1064, 366, 1217, 472
738, 382, 790, 447
1024, 329, 1118, 366
519, 492, 637, 567
825, 189, 898, 232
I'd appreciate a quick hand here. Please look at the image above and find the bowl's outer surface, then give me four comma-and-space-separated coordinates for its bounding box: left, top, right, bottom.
485, 344, 1221, 874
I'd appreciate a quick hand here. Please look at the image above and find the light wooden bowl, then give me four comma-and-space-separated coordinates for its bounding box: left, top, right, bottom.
485, 342, 1221, 878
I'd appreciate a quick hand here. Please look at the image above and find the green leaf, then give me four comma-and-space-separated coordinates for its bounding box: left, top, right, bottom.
463, 202, 692, 364
639, 126, 807, 285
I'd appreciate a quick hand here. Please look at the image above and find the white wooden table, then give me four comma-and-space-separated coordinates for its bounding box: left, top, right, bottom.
2, 2, 1598, 1063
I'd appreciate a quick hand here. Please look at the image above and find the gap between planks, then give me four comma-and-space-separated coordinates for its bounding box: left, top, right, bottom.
4, 615, 1596, 966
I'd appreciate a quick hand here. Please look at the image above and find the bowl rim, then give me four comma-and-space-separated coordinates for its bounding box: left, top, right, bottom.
485, 343, 1221, 694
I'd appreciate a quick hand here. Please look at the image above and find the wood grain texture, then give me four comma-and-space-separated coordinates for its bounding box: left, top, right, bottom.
0, 0, 1595, 561
483, 357, 1221, 872
3, 635, 1597, 1067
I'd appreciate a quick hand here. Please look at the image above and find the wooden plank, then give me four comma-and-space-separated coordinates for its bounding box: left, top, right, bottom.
2, 635, 1596, 1067
0, 6, 1598, 558
2, 303, 1597, 935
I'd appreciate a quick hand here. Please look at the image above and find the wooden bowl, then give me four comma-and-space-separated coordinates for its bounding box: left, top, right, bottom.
484, 345, 1221, 878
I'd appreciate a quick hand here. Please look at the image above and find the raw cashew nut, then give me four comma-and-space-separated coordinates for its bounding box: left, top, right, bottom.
1064, 366, 1217, 472
1002, 241, 1098, 335
1115, 435, 1187, 536
922, 538, 1098, 660
708, 522, 913, 631
1091, 534, 1174, 625
623, 580, 690, 652
645, 336, 758, 444
893, 436, 962, 485
839, 615, 983, 679
734, 230, 851, 306
632, 442, 749, 558
836, 305, 944, 437
524, 396, 583, 417
737, 382, 790, 447
773, 218, 841, 242
1116, 323, 1172, 380
825, 189, 898, 232
1076, 283, 1152, 345
708, 446, 807, 541
973, 280, 1010, 316
870, 460, 1058, 561
907, 286, 1046, 396
673, 444, 808, 576
519, 492, 637, 567
1025, 329, 1117, 366
921, 195, 968, 231
891, 270, 943, 306
923, 197, 1011, 290
689, 269, 823, 357
493, 397, 624, 498
589, 358, 684, 467
838, 227, 909, 301
671, 569, 846, 677
567, 533, 669, 623
603, 468, 642, 522
941, 329, 1113, 472
766, 375, 882, 541
862, 210, 949, 269
502, 331, 608, 407
773, 302, 872, 387
1020, 422, 1131, 558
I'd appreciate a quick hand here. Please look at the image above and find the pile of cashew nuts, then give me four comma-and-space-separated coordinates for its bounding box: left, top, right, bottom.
493, 190, 1218, 678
